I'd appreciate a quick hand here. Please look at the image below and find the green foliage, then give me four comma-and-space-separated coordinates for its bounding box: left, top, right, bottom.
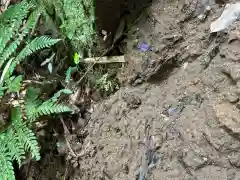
0, 107, 40, 180
73, 52, 80, 65
0, 1, 73, 179
24, 87, 73, 122
65, 66, 78, 83
95, 73, 119, 93
51, 89, 73, 101
16, 36, 61, 62
5, 75, 23, 93
39, 0, 96, 50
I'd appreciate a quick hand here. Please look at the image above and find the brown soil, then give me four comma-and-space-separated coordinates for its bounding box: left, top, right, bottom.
25, 0, 240, 179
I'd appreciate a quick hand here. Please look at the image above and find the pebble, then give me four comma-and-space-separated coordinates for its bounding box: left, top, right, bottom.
214, 103, 240, 134
236, 102, 240, 109
226, 92, 239, 103
71, 159, 76, 164
73, 162, 79, 168
183, 151, 206, 170
228, 152, 240, 167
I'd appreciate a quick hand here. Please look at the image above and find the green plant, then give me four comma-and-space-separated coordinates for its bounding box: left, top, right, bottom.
0, 1, 73, 179
39, 0, 96, 51
95, 73, 119, 93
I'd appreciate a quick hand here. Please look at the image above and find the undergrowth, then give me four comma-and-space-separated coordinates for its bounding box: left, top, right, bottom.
0, 1, 73, 179
38, 0, 96, 52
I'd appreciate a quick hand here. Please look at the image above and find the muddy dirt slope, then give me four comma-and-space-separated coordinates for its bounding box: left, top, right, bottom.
71, 1, 240, 179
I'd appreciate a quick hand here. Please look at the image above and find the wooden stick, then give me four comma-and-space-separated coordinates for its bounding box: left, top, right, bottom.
82, 55, 125, 64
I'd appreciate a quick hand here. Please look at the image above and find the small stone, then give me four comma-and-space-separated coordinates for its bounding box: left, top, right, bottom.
236, 103, 240, 109
183, 151, 206, 170
66, 155, 72, 161
205, 6, 211, 11
197, 14, 206, 21
192, 78, 200, 85
73, 162, 79, 168
228, 152, 240, 167
221, 63, 240, 82
73, 143, 82, 151
214, 103, 240, 133
152, 135, 163, 149
122, 93, 141, 108
37, 129, 46, 136
71, 159, 76, 164
225, 93, 239, 103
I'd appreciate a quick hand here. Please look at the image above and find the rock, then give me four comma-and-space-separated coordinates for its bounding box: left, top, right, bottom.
73, 142, 82, 151
225, 92, 239, 103
214, 103, 240, 134
122, 92, 141, 108
73, 161, 79, 168
183, 151, 207, 170
220, 44, 240, 62
228, 152, 240, 167
161, 33, 183, 45
236, 102, 240, 109
221, 63, 240, 82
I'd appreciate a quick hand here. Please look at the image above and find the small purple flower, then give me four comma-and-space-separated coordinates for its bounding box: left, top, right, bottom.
137, 42, 151, 52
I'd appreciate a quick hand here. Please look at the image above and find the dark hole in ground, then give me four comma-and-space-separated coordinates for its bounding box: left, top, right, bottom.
96, 0, 152, 48
148, 58, 180, 84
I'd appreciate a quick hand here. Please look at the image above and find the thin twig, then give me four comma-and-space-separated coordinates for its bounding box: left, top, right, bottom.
59, 116, 78, 157
82, 55, 125, 64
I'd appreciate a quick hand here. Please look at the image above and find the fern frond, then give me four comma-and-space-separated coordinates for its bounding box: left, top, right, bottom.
4, 130, 25, 166
11, 106, 40, 161
0, 40, 20, 69
0, 26, 15, 55
0, 0, 31, 24
36, 101, 73, 119
6, 75, 23, 93
0, 9, 41, 69
65, 66, 77, 83
23, 9, 41, 35
0, 145, 15, 180
16, 36, 61, 62
24, 87, 42, 121
0, 1, 33, 55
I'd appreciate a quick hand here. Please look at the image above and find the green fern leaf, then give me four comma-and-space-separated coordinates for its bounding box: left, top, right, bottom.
0, 1, 33, 55
0, 0, 31, 24
4, 130, 25, 166
24, 87, 42, 122
12, 106, 40, 161
0, 146, 15, 180
51, 89, 73, 102
0, 26, 15, 55
25, 87, 41, 101
16, 36, 61, 62
36, 101, 73, 118
0, 40, 21, 69
0, 9, 41, 69
6, 75, 23, 93
23, 9, 41, 35
65, 66, 77, 83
